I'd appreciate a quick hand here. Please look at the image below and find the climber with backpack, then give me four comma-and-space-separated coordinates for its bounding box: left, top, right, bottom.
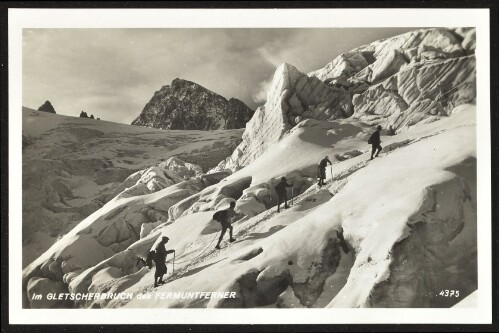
149, 236, 175, 287
213, 201, 237, 250
368, 125, 383, 160
317, 156, 332, 186
275, 177, 293, 213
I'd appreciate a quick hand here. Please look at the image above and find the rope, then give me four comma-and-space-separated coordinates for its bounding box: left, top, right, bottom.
169, 230, 221, 266
140, 230, 222, 290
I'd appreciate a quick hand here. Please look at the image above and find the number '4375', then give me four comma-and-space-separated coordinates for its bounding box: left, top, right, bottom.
438, 290, 459, 297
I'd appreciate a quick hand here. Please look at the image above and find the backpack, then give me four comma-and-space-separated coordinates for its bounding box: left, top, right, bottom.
275, 182, 285, 193
368, 133, 373, 144
212, 210, 224, 222
145, 250, 156, 269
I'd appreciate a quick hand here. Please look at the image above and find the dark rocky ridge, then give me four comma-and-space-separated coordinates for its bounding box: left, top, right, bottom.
37, 100, 56, 114
132, 78, 254, 130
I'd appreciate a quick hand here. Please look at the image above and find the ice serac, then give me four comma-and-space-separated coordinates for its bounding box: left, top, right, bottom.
309, 51, 371, 83
21, 165, 231, 307
131, 78, 254, 130
216, 28, 476, 172
460, 28, 476, 52
214, 63, 352, 171
310, 28, 466, 85
352, 55, 476, 131
306, 28, 476, 133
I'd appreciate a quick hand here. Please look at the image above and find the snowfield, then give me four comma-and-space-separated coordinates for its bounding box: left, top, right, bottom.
117, 105, 477, 309
22, 107, 243, 266
23, 104, 476, 309
22, 27, 477, 309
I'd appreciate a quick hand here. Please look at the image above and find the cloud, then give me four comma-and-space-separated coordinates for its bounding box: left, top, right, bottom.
252, 77, 273, 104
257, 46, 283, 68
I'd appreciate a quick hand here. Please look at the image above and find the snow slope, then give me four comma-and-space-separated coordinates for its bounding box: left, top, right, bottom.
23, 103, 476, 309
110, 105, 476, 309
22, 107, 243, 266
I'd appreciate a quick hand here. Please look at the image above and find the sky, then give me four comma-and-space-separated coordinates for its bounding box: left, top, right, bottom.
23, 28, 417, 124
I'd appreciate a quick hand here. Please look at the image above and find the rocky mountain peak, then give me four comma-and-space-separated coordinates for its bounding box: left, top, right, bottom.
37, 100, 56, 114
131, 79, 254, 130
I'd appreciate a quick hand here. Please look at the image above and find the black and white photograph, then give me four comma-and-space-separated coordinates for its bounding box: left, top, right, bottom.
6, 6, 493, 326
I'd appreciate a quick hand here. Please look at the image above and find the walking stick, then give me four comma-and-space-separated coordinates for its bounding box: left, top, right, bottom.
291, 187, 294, 205
330, 165, 333, 181
173, 251, 175, 274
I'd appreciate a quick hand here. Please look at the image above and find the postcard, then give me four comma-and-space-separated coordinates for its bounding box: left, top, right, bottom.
8, 7, 492, 325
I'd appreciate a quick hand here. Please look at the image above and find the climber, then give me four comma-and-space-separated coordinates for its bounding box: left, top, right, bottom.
368, 125, 383, 160
213, 201, 237, 250
317, 156, 332, 186
275, 176, 293, 213
153, 236, 175, 287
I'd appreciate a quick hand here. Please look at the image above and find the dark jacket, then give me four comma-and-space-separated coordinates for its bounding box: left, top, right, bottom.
154, 243, 174, 264
275, 180, 292, 196
319, 158, 332, 170
369, 131, 381, 145
213, 208, 235, 223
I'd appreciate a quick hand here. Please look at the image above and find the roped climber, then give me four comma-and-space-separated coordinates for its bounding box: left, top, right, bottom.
317, 156, 332, 186
368, 125, 383, 160
213, 201, 237, 250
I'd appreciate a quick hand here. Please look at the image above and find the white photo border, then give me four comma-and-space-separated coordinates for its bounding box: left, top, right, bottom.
8, 8, 492, 325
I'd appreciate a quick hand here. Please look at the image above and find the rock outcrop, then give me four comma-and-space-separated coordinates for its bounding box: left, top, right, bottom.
131, 78, 254, 130
37, 100, 56, 114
